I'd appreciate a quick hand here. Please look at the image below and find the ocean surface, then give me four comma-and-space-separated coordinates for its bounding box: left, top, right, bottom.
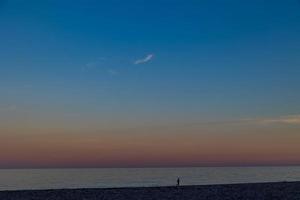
0, 166, 299, 191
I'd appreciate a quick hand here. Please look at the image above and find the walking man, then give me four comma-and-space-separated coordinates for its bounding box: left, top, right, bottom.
177, 177, 180, 186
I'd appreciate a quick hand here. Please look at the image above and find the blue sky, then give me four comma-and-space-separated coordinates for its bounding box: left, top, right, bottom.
0, 0, 300, 167
1, 0, 300, 123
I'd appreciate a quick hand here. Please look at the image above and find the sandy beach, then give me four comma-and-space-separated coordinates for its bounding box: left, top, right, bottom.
0, 181, 299, 200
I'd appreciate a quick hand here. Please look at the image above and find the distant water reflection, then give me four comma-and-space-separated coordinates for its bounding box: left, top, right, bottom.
0, 166, 299, 191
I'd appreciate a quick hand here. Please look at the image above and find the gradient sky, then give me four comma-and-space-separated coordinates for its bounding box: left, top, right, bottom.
0, 0, 300, 168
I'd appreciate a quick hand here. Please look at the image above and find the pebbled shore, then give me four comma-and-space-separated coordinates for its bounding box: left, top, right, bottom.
0, 181, 300, 200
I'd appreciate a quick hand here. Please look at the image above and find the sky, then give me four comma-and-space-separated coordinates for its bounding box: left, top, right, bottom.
0, 0, 300, 168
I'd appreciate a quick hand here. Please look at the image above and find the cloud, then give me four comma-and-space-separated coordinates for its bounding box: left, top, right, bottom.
85, 62, 98, 69
83, 57, 106, 70
215, 115, 300, 126
179, 115, 300, 128
134, 54, 154, 65
258, 115, 300, 125
107, 69, 118, 75
214, 115, 300, 126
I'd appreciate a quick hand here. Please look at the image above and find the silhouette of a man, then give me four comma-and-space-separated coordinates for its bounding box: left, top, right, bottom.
177, 177, 180, 186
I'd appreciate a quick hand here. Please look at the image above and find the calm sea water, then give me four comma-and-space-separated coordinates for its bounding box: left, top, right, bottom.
0, 167, 299, 191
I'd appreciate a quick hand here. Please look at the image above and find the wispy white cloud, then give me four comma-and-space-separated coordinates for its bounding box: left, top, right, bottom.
215, 115, 300, 126
134, 54, 154, 65
85, 61, 98, 69
258, 115, 300, 125
83, 57, 106, 70
107, 69, 118, 75
181, 115, 300, 128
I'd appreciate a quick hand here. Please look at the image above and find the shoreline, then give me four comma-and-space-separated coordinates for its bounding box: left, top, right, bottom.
0, 181, 300, 199
0, 180, 298, 192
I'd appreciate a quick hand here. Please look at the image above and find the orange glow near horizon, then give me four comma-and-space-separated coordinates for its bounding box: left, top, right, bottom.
1, 123, 300, 168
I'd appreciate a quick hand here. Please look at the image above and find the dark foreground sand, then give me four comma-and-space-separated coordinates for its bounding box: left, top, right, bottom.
0, 181, 300, 200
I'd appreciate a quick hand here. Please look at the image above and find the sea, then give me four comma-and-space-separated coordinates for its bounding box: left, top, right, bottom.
0, 166, 299, 191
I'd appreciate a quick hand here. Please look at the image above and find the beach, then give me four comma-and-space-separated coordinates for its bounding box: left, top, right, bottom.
0, 181, 299, 200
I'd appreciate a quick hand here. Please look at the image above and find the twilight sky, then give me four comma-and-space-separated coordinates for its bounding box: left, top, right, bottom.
0, 0, 300, 168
